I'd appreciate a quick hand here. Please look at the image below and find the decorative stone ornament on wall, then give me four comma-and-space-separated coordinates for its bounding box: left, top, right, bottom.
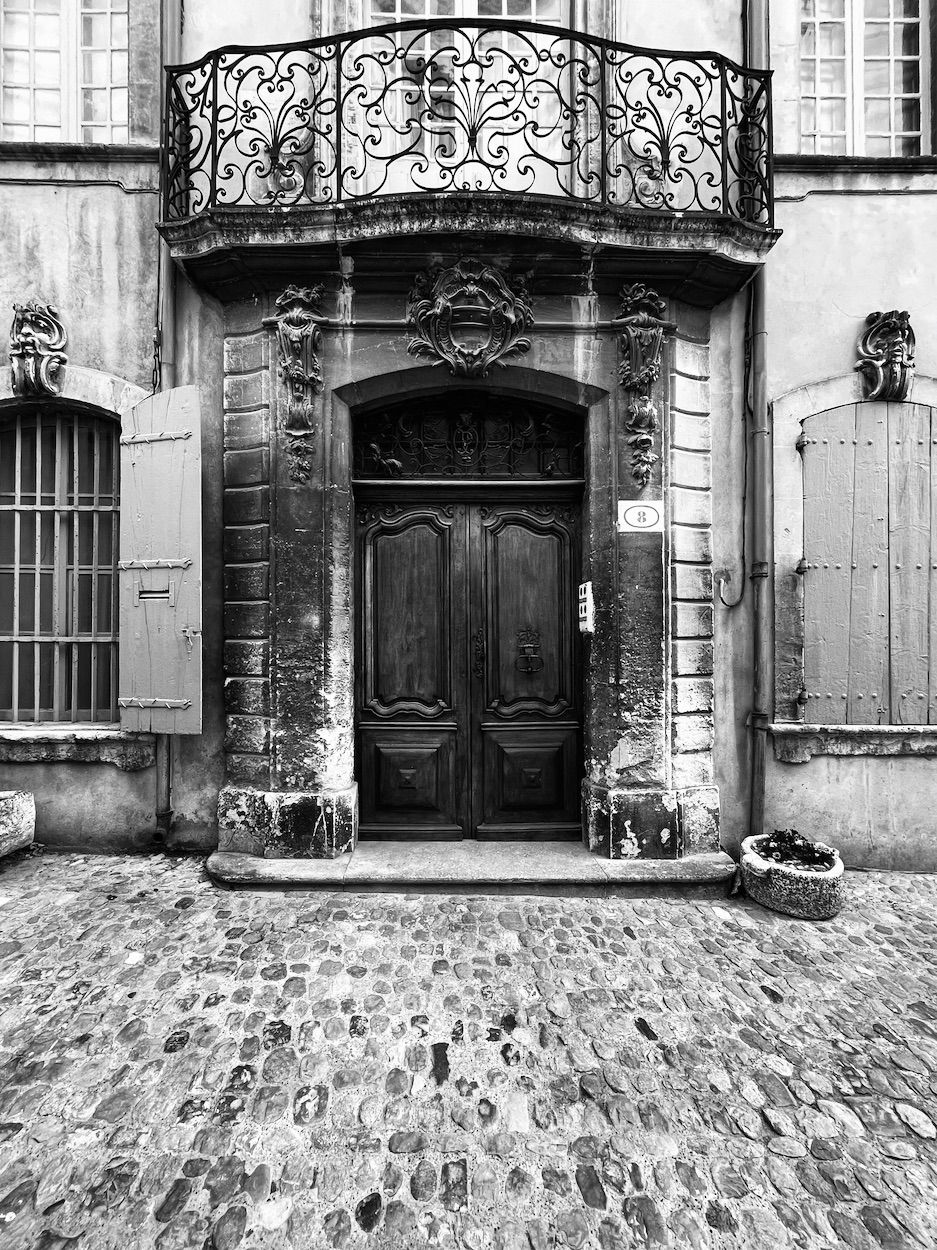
856, 309, 915, 401
614, 283, 676, 488
264, 284, 326, 482
406, 259, 533, 378
9, 301, 68, 398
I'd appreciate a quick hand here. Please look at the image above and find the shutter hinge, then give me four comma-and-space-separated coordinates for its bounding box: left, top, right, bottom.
119, 697, 192, 709
181, 627, 201, 654
119, 558, 193, 570
795, 557, 809, 575
795, 431, 808, 454
120, 430, 192, 445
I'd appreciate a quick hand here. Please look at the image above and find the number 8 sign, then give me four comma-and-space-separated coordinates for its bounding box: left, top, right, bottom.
617, 501, 664, 533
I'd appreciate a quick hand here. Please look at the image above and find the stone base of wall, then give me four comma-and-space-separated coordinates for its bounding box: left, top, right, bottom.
583, 782, 720, 859
0, 790, 35, 857
217, 785, 357, 859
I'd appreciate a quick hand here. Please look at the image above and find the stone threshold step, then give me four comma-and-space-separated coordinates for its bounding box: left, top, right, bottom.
207, 842, 736, 896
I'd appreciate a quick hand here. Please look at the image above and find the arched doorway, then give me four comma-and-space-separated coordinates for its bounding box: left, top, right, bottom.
353, 391, 584, 840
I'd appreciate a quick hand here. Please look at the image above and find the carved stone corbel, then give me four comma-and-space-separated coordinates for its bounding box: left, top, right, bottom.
856, 309, 915, 401
264, 285, 326, 484
614, 284, 676, 489
10, 301, 68, 398
406, 259, 533, 378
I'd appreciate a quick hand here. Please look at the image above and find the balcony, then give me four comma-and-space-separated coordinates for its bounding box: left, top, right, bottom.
160, 20, 778, 301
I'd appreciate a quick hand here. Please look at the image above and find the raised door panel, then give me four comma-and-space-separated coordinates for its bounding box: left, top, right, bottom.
479, 727, 580, 837
480, 508, 576, 718
361, 508, 455, 718
358, 728, 461, 836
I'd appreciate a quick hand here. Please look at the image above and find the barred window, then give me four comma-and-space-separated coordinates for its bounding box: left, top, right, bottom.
800, 0, 930, 155
0, 0, 129, 143
0, 410, 119, 722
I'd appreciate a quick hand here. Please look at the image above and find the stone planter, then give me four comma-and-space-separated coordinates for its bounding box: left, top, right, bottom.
740, 833, 845, 920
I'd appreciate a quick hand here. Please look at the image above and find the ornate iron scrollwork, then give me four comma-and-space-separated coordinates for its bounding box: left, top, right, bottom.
407, 260, 533, 378
10, 301, 67, 398
856, 310, 915, 402
353, 398, 583, 481
264, 285, 327, 484
515, 627, 544, 675
614, 283, 676, 490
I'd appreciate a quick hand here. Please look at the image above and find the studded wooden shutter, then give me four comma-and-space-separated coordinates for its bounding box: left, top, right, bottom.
118, 386, 202, 733
802, 401, 934, 725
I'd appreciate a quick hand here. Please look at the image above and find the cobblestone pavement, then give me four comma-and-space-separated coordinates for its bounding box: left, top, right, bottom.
0, 853, 936, 1250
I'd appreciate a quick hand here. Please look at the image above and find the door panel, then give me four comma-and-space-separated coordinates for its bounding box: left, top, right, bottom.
356, 494, 580, 839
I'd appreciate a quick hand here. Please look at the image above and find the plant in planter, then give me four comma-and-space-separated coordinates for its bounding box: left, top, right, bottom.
740, 828, 846, 920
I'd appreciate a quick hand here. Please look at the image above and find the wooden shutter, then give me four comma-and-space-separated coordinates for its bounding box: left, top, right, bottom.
118, 386, 202, 734
802, 401, 934, 725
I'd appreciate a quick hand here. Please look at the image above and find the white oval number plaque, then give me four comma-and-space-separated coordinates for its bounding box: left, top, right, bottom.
617, 501, 664, 533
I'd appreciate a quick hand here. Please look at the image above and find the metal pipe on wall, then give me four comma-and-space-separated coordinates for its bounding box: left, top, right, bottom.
744, 0, 773, 842
155, 0, 183, 841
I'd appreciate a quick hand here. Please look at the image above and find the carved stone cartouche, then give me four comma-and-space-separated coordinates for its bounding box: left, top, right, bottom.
10, 301, 68, 398
614, 283, 675, 489
406, 259, 533, 378
856, 309, 915, 401
264, 285, 326, 485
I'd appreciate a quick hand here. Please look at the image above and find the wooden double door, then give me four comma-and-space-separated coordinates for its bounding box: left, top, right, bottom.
355, 489, 582, 839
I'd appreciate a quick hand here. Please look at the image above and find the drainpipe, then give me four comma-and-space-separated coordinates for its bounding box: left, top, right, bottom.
744, 0, 773, 842
155, 0, 182, 840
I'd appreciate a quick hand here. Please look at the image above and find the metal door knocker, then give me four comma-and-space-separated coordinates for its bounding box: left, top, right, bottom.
515, 627, 544, 674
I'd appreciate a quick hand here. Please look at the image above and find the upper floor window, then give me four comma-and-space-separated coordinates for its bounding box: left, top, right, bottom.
368, 1, 565, 20
0, 409, 119, 722
800, 0, 930, 155
0, 0, 129, 143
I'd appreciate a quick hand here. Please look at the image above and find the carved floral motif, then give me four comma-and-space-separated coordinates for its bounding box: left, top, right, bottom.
10, 301, 68, 398
856, 309, 915, 401
407, 260, 533, 378
614, 283, 675, 490
264, 285, 326, 485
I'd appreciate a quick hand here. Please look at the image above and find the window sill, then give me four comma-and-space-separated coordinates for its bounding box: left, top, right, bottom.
0, 725, 155, 771
0, 141, 159, 163
775, 154, 937, 174
769, 723, 937, 764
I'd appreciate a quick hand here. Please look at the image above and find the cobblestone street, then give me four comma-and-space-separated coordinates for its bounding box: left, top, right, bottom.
0, 853, 935, 1249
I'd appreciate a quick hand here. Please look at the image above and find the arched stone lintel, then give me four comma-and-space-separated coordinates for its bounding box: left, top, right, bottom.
0, 364, 147, 423
771, 371, 937, 428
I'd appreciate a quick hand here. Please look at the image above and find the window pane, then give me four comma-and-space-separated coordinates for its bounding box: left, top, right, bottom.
0, 643, 12, 714
895, 22, 920, 54
2, 14, 29, 45
34, 51, 60, 85
819, 23, 845, 55
110, 86, 128, 124
110, 12, 127, 46
896, 133, 921, 154
865, 97, 892, 130
2, 50, 29, 82
82, 88, 107, 123
110, 48, 127, 83
33, 89, 60, 124
82, 50, 107, 84
819, 59, 846, 90
33, 124, 61, 140
819, 97, 846, 130
898, 96, 921, 129
864, 23, 890, 56
896, 60, 920, 92
864, 60, 890, 92
801, 23, 816, 54
819, 0, 845, 14
864, 0, 889, 14
35, 0, 61, 11
19, 573, 35, 632
895, 0, 919, 13
2, 86, 30, 121
0, 576, 12, 633
866, 134, 892, 155
81, 14, 108, 46
801, 98, 817, 130
33, 13, 60, 46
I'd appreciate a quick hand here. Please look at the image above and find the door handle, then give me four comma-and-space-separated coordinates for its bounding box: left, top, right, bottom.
515, 627, 544, 674
472, 628, 485, 679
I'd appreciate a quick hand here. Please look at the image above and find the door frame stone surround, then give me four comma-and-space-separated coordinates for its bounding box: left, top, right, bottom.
216, 301, 721, 861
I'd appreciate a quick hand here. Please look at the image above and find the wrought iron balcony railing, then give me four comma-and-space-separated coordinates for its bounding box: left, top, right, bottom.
163, 20, 773, 229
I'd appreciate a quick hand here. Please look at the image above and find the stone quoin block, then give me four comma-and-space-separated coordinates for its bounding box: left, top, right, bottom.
224, 715, 272, 756
224, 563, 269, 602
224, 640, 270, 677
672, 336, 710, 379
672, 602, 714, 639
224, 409, 270, 451
671, 372, 711, 415
670, 525, 713, 564
672, 677, 715, 715
670, 448, 712, 491
224, 524, 269, 564
670, 486, 712, 528
225, 754, 272, 787
223, 369, 267, 412
610, 789, 681, 860
224, 601, 270, 640
224, 677, 271, 717
223, 447, 270, 488
217, 785, 358, 859
671, 752, 715, 789
0, 791, 35, 857
678, 786, 721, 854
671, 411, 712, 452
223, 330, 266, 376
223, 485, 270, 526
672, 713, 715, 754
672, 564, 714, 602
672, 640, 714, 677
